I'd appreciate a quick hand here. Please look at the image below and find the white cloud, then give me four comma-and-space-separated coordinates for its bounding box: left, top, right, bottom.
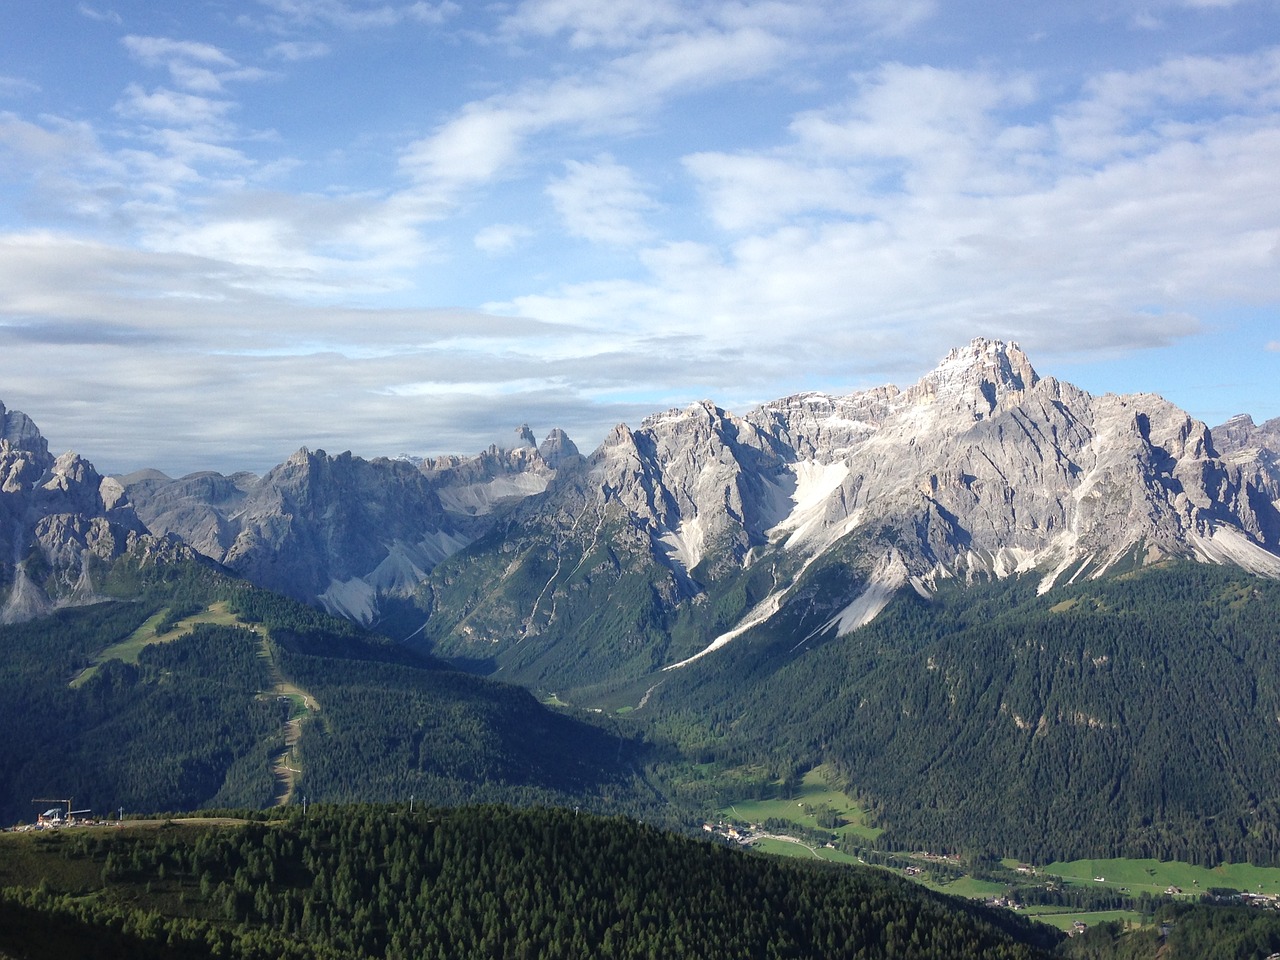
77, 3, 122, 24
123, 36, 239, 68
268, 40, 332, 60
1054, 48, 1280, 164
547, 156, 655, 245
474, 223, 534, 253
250, 0, 458, 30
496, 49, 1280, 381
400, 25, 787, 197
683, 153, 871, 231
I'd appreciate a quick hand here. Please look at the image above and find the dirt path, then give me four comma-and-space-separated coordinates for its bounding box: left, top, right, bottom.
256, 640, 320, 807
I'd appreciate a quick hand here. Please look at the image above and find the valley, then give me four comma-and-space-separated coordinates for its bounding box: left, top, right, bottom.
6, 340, 1280, 956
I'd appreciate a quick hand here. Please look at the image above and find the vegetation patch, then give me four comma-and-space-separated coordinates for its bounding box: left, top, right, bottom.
70, 601, 253, 688
0, 804, 1063, 960
1040, 857, 1280, 897
720, 766, 882, 842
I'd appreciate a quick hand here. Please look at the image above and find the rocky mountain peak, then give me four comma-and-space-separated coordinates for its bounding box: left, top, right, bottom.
537, 428, 580, 467
515, 424, 537, 448
0, 401, 50, 460
907, 338, 1040, 420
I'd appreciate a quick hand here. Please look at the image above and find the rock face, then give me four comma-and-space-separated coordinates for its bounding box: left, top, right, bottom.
124, 429, 580, 624
16, 339, 1280, 691
422, 339, 1280, 687
1211, 413, 1280, 509
0, 403, 155, 623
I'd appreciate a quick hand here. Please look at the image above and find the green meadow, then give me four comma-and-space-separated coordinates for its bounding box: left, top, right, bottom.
1022, 909, 1147, 932
70, 601, 252, 688
1040, 857, 1280, 896
721, 766, 883, 842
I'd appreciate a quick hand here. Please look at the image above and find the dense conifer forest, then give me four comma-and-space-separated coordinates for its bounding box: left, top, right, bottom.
650, 561, 1280, 864
0, 804, 1062, 960
0, 560, 653, 826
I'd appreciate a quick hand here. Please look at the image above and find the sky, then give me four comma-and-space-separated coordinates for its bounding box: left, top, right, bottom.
1, 0, 1279, 475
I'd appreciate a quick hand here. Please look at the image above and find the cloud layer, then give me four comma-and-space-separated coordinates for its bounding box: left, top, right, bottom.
0, 0, 1277, 473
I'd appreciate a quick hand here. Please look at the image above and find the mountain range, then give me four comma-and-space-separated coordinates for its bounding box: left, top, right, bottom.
9, 338, 1280, 865
5, 338, 1280, 698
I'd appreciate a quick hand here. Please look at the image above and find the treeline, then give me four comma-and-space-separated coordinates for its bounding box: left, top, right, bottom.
0, 604, 286, 823
0, 804, 1063, 960
0, 560, 661, 825
1060, 901, 1280, 960
653, 561, 1280, 865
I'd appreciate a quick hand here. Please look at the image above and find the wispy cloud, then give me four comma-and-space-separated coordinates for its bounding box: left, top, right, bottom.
474, 223, 534, 253
267, 40, 332, 60
114, 84, 239, 129
77, 3, 122, 24
0, 76, 41, 98
122, 35, 273, 93
400, 25, 787, 197
547, 156, 655, 245
249, 0, 459, 30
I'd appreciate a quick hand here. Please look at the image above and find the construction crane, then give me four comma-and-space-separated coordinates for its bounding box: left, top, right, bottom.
32, 798, 90, 823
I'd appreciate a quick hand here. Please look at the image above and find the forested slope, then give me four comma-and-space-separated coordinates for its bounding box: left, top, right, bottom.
0, 560, 650, 825
0, 804, 1062, 960
653, 561, 1280, 864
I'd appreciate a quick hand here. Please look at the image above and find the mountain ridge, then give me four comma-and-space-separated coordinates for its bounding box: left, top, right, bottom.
5, 340, 1280, 697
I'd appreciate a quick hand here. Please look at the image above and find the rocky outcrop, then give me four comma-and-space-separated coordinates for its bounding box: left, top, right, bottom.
126, 427, 582, 624
1212, 413, 1280, 513
13, 339, 1280, 686
0, 404, 157, 623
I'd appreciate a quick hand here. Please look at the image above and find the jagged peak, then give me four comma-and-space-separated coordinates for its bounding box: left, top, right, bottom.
0, 400, 51, 460
905, 339, 1039, 419
924, 338, 1038, 391
538, 428, 579, 467
515, 424, 537, 448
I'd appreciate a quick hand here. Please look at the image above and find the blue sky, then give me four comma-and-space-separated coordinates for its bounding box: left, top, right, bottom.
1, 0, 1278, 474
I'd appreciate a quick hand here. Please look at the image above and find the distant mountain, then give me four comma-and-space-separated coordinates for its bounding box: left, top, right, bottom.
417, 339, 1280, 694
0, 339, 1259, 698
0, 401, 195, 624
8, 340, 1280, 867
122, 427, 579, 625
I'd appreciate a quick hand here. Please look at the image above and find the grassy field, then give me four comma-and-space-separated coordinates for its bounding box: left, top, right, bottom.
70, 602, 255, 688
920, 875, 1009, 900
721, 766, 883, 841
1022, 909, 1147, 932
751, 836, 863, 865
1039, 856, 1280, 896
